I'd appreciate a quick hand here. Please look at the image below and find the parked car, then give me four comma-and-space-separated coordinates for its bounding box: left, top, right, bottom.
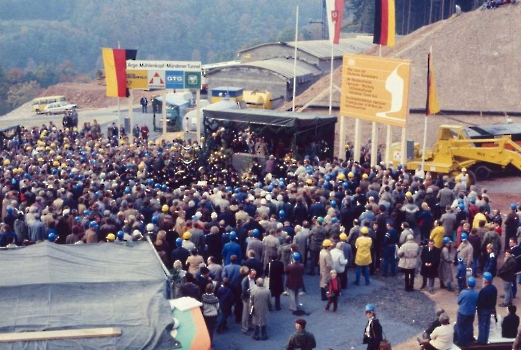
43, 101, 77, 115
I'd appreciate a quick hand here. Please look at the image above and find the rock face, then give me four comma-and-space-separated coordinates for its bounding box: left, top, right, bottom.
284, 5, 521, 113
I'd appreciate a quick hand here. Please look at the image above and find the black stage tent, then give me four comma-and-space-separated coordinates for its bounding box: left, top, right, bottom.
203, 109, 337, 158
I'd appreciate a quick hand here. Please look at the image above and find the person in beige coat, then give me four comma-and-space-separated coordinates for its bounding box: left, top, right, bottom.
398, 234, 420, 291
319, 239, 333, 301
457, 233, 474, 268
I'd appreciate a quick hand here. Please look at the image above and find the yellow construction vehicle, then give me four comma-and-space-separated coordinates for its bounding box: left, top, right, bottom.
391, 124, 521, 182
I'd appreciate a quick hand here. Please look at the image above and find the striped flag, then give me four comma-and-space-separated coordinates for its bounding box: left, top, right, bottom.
373, 0, 395, 47
326, 0, 344, 44
426, 51, 440, 115
102, 48, 137, 97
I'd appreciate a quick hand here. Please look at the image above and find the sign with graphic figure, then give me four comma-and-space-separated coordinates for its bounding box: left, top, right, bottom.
340, 54, 411, 127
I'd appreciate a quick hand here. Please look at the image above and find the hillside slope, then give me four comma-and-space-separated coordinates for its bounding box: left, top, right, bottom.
284, 5, 521, 112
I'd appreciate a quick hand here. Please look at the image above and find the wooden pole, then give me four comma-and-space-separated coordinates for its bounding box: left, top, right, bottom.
338, 115, 346, 160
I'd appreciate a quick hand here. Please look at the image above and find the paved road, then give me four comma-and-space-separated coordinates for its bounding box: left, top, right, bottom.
212, 270, 430, 350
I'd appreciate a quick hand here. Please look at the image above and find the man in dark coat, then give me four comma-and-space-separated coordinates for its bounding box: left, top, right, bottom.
180, 272, 200, 300
243, 250, 263, 279
420, 239, 441, 294
286, 252, 305, 313
267, 253, 285, 311
171, 238, 190, 270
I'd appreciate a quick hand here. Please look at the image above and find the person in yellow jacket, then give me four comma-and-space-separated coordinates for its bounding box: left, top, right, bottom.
472, 206, 487, 229
429, 220, 445, 249
354, 227, 372, 286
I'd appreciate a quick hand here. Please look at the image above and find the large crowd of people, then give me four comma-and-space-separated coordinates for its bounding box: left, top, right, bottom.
1, 119, 521, 349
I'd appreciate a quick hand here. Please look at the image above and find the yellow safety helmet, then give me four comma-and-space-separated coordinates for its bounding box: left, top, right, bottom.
106, 233, 116, 241
162, 205, 169, 212
64, 144, 70, 149
405, 191, 413, 197
183, 232, 192, 240
38, 158, 44, 162
339, 233, 348, 241
348, 172, 354, 178
337, 173, 345, 181
361, 227, 369, 235
362, 173, 369, 179
53, 161, 60, 167
461, 168, 467, 172
322, 239, 333, 247
3, 159, 10, 166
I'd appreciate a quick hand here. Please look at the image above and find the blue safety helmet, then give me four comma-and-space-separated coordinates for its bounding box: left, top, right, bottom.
151, 216, 158, 224
117, 231, 125, 241
461, 233, 468, 241
292, 252, 301, 262
279, 210, 285, 218
48, 232, 57, 242
330, 200, 337, 208
467, 277, 476, 288
230, 231, 237, 240
89, 221, 98, 228
443, 237, 451, 244
74, 216, 81, 223
161, 184, 167, 192
175, 238, 182, 247
252, 229, 260, 238
83, 210, 91, 216
365, 304, 375, 312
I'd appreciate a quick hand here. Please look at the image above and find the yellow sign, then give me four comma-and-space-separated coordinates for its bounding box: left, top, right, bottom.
126, 69, 148, 89
340, 54, 411, 127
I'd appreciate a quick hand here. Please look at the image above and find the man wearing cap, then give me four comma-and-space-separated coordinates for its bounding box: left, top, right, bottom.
456, 277, 478, 347
308, 217, 326, 275
319, 239, 333, 301
354, 227, 372, 286
286, 252, 305, 313
498, 249, 517, 307
457, 233, 473, 268
476, 272, 497, 344
222, 232, 242, 266
286, 318, 316, 350
439, 237, 455, 292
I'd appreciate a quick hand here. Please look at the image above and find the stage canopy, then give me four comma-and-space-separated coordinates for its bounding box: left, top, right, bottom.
0, 242, 176, 350
203, 109, 337, 158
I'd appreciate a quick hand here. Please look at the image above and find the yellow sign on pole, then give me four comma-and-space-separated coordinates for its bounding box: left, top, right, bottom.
126, 70, 148, 89
340, 54, 411, 127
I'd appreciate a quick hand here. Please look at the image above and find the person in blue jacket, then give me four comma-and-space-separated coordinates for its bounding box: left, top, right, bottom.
456, 277, 479, 347
222, 231, 242, 265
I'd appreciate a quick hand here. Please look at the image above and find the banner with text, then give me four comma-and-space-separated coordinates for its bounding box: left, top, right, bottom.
340, 54, 411, 127
126, 60, 202, 90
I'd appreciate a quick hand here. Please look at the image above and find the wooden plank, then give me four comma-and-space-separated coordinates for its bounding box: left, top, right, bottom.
0, 327, 121, 343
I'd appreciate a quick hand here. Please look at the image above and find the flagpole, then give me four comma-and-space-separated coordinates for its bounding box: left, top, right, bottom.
329, 43, 334, 115
117, 41, 121, 138
292, 6, 299, 112
422, 47, 432, 172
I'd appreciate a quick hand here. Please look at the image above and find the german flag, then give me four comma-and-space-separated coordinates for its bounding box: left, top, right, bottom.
102, 48, 137, 97
373, 0, 395, 47
426, 51, 440, 116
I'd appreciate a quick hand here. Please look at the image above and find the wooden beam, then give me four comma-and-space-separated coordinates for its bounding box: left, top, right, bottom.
0, 327, 122, 343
